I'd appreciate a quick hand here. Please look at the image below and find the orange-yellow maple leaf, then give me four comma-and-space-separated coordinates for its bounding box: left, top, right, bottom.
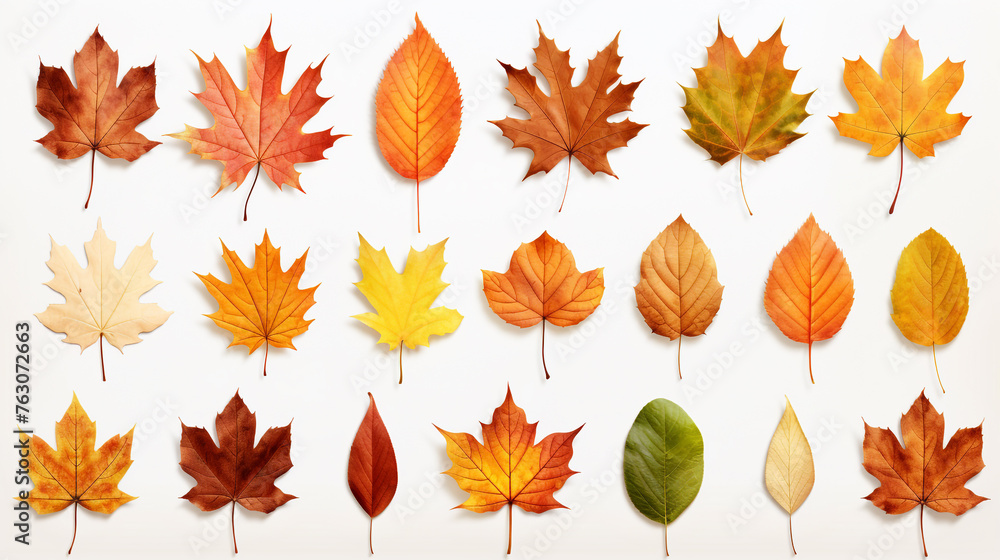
831, 28, 970, 214
195, 230, 318, 376
169, 22, 346, 221
436, 387, 582, 554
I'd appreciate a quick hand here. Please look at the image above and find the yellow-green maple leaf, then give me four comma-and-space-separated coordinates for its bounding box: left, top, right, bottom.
353, 234, 462, 383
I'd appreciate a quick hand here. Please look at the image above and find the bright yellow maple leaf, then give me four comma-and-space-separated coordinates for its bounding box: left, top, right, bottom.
353, 234, 462, 383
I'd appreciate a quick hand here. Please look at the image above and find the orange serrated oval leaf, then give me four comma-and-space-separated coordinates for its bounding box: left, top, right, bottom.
763, 215, 854, 383
436, 387, 583, 554
482, 231, 604, 379
681, 23, 811, 215
490, 23, 646, 212
375, 14, 462, 233
862, 390, 986, 556
830, 28, 970, 214
348, 392, 398, 554
634, 215, 724, 379
169, 22, 347, 221
195, 230, 318, 376
23, 393, 136, 554
36, 28, 160, 208
890, 228, 969, 393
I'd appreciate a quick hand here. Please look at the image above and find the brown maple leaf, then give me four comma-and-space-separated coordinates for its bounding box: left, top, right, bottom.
863, 390, 987, 556
36, 28, 160, 208
490, 23, 646, 212
180, 391, 295, 554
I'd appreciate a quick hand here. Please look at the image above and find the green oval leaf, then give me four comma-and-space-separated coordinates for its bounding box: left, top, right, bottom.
623, 398, 704, 553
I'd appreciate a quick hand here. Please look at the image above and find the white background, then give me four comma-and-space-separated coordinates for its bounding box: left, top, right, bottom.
2, 0, 998, 559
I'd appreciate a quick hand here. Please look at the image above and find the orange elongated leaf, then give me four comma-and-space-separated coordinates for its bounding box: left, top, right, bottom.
490, 23, 646, 212
196, 231, 318, 376
482, 232, 604, 379
831, 28, 970, 214
169, 22, 347, 221
862, 391, 986, 557
681, 22, 811, 215
348, 393, 398, 554
436, 387, 583, 554
180, 391, 295, 554
22, 394, 136, 554
634, 215, 724, 379
890, 229, 969, 393
763, 215, 854, 383
375, 14, 462, 233
36, 28, 160, 208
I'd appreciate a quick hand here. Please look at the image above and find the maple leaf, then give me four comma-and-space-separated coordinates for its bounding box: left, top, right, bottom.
22, 393, 136, 554
180, 391, 295, 554
490, 23, 646, 212
35, 219, 171, 381
681, 22, 812, 215
482, 231, 604, 379
436, 387, 583, 554
863, 391, 987, 556
375, 14, 462, 233
353, 234, 463, 384
36, 27, 160, 209
196, 230, 318, 376
634, 215, 724, 379
831, 28, 970, 214
890, 229, 969, 393
169, 22, 347, 221
764, 215, 854, 383
348, 393, 398, 554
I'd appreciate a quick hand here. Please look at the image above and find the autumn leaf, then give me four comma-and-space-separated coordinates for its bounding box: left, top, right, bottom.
890, 229, 968, 393
169, 22, 347, 221
375, 14, 462, 233
180, 391, 295, 554
764, 215, 854, 383
764, 397, 814, 555
634, 215, 724, 379
490, 23, 646, 212
36, 219, 171, 382
623, 398, 703, 555
36, 28, 160, 209
196, 230, 318, 376
863, 390, 986, 556
436, 387, 582, 554
681, 22, 811, 215
353, 234, 463, 384
22, 393, 135, 554
482, 231, 604, 379
348, 392, 398, 554
831, 28, 970, 214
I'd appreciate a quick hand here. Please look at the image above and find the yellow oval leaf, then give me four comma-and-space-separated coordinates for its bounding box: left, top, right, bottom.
764, 397, 814, 554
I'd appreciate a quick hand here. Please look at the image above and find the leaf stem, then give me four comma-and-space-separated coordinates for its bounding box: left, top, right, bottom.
807, 341, 814, 384
541, 321, 550, 380
932, 343, 944, 394
664, 519, 669, 556
85, 149, 96, 209
99, 333, 106, 382
558, 159, 570, 213
398, 345, 403, 385
889, 143, 903, 214
243, 162, 261, 222
507, 502, 512, 555
263, 341, 269, 377
232, 500, 238, 554
739, 153, 752, 216
677, 336, 682, 380
369, 516, 374, 555
416, 177, 421, 234
789, 513, 797, 555
68, 501, 78, 554
920, 502, 927, 557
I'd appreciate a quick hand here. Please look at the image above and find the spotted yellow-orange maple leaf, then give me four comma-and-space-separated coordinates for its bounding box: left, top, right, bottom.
169, 22, 346, 221
831, 28, 970, 214
196, 231, 318, 376
22, 393, 135, 554
436, 387, 582, 554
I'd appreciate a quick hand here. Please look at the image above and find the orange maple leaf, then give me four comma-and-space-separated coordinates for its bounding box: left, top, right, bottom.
36, 28, 160, 208
831, 28, 970, 214
169, 22, 346, 221
863, 391, 986, 556
490, 23, 646, 212
195, 231, 318, 376
482, 232, 604, 379
436, 387, 583, 554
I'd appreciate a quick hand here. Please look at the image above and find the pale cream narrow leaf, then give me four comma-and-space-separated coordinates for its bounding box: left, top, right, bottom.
764, 397, 814, 554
